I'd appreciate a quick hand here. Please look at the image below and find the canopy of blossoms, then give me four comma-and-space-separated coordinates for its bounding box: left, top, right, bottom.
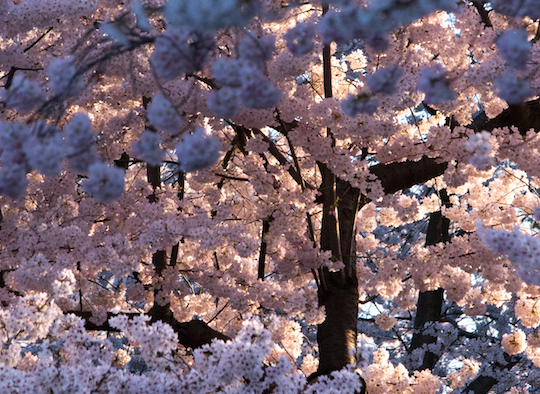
2, 0, 540, 393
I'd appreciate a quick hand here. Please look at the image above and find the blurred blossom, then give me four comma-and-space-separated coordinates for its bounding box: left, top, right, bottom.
132, 0, 151, 31
497, 29, 530, 70
147, 93, 184, 134
366, 65, 402, 95
150, 28, 214, 80
1, 74, 45, 113
83, 162, 125, 203
464, 131, 494, 170
240, 75, 282, 109
47, 56, 83, 97
132, 130, 165, 166
176, 127, 221, 172
64, 113, 98, 172
165, 0, 258, 32
207, 88, 239, 118
495, 70, 534, 105
417, 64, 456, 104
212, 58, 245, 88
342, 94, 379, 116
23, 121, 63, 177
490, 0, 540, 20
238, 35, 276, 67
284, 22, 316, 57
0, 163, 28, 199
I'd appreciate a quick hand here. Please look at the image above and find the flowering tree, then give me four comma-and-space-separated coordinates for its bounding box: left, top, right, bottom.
3, 0, 540, 392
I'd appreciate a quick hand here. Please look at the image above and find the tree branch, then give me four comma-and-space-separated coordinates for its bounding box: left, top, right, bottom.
258, 216, 273, 280
471, 1, 492, 28
252, 128, 316, 189
65, 311, 230, 349
370, 156, 448, 195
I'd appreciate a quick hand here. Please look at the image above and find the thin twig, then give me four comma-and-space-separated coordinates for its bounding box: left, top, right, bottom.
24, 27, 54, 53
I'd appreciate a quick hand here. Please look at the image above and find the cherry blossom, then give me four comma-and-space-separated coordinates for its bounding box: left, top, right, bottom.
47, 56, 83, 97
175, 127, 221, 172
417, 64, 456, 104
496, 29, 531, 70
1, 1, 540, 393
495, 70, 534, 105
132, 130, 165, 166
284, 22, 317, 57
82, 162, 125, 203
1, 74, 45, 113
146, 93, 185, 135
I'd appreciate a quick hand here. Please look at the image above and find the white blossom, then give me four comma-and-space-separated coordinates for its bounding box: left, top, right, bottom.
147, 93, 184, 134
207, 88, 239, 118
417, 64, 456, 104
1, 74, 45, 113
132, 130, 164, 166
53, 269, 77, 299
497, 29, 530, 70
83, 162, 125, 203
64, 113, 98, 172
23, 121, 64, 177
47, 56, 83, 97
176, 127, 221, 172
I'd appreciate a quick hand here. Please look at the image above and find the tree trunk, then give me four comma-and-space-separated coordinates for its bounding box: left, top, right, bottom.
313, 175, 365, 377
410, 190, 450, 371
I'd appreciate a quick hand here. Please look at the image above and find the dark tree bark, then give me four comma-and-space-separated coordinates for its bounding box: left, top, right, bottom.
314, 177, 364, 377
67, 311, 230, 349
462, 354, 520, 394
409, 190, 450, 371
370, 157, 448, 195
409, 288, 444, 371
311, 11, 365, 378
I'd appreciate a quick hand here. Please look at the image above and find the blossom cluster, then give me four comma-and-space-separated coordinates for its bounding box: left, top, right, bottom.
502, 329, 527, 355
150, 27, 215, 80
490, 0, 540, 20
82, 162, 125, 203
0, 112, 126, 202
47, 56, 83, 97
477, 221, 540, 286
1, 74, 45, 113
366, 65, 403, 95
342, 94, 379, 116
495, 70, 534, 105
64, 113, 99, 172
175, 127, 221, 172
146, 93, 185, 135
208, 35, 281, 118
132, 130, 165, 166
496, 29, 530, 70
464, 131, 495, 170
318, 0, 454, 50
164, 0, 258, 33
284, 22, 317, 57
417, 64, 456, 105
3, 0, 540, 392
